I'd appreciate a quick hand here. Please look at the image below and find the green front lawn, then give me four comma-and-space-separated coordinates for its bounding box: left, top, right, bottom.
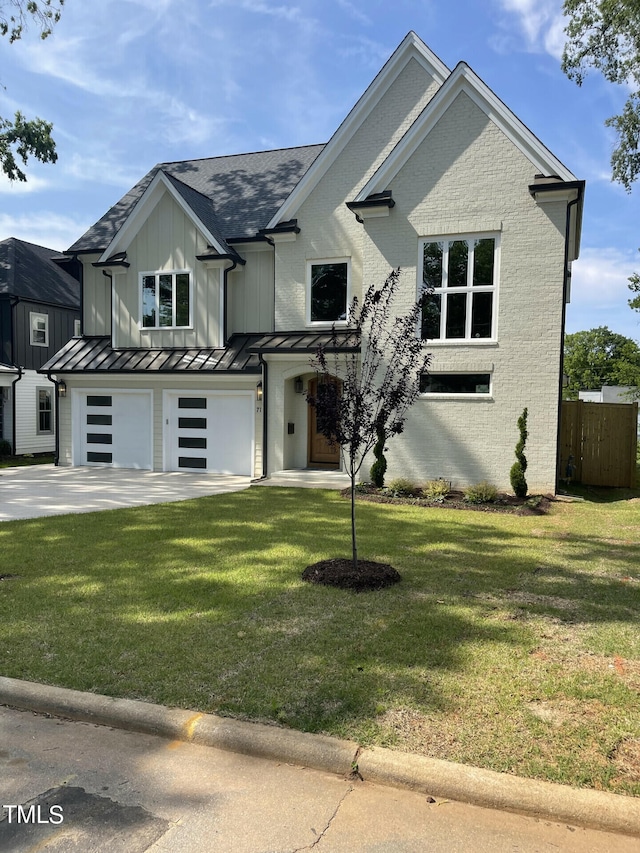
0, 486, 638, 794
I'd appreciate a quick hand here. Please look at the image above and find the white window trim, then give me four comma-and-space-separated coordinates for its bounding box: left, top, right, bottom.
30, 312, 49, 347
306, 258, 351, 327
418, 233, 500, 343
36, 386, 54, 434
138, 269, 193, 330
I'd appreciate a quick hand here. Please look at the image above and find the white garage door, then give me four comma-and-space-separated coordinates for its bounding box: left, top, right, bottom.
165, 391, 254, 475
74, 391, 153, 469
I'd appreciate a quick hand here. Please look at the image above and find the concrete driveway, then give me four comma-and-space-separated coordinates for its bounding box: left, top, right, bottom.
0, 465, 251, 521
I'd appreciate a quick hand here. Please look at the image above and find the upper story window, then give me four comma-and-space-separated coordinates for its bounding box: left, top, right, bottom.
419, 235, 498, 341
308, 259, 350, 325
30, 312, 49, 346
140, 270, 191, 329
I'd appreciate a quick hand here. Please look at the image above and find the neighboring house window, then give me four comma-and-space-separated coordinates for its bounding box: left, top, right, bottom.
419, 235, 498, 341
420, 373, 491, 395
30, 312, 49, 346
36, 387, 53, 434
308, 259, 350, 324
140, 271, 191, 328
74, 319, 81, 336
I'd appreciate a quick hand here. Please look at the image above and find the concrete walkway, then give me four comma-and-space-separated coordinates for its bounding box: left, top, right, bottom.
0, 465, 251, 521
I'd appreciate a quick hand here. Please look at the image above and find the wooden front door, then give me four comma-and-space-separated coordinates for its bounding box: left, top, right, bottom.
307, 377, 341, 468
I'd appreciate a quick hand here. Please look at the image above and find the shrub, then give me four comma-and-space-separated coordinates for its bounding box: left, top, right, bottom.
369, 416, 387, 488
387, 477, 419, 497
0, 439, 12, 456
423, 478, 451, 501
509, 407, 528, 498
464, 481, 498, 504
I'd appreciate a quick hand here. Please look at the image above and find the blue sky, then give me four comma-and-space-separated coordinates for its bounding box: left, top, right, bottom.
1, 0, 639, 342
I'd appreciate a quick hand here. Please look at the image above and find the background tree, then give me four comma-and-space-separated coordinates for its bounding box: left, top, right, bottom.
563, 326, 640, 399
0, 1, 64, 181
562, 0, 640, 191
307, 268, 430, 572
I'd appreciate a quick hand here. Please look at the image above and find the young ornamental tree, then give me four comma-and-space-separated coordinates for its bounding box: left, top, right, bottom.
306, 268, 431, 579
509, 407, 528, 498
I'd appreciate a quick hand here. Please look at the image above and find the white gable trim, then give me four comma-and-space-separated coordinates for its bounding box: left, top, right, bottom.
98, 171, 228, 263
356, 62, 577, 202
265, 32, 450, 229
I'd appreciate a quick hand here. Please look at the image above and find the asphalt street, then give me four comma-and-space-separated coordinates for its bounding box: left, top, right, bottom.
1, 705, 637, 853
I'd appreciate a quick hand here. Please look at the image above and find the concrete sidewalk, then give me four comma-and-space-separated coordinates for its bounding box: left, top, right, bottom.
0, 466, 251, 521
1, 677, 639, 851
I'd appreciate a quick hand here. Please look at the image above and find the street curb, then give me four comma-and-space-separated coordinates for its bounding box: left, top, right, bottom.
1, 676, 639, 838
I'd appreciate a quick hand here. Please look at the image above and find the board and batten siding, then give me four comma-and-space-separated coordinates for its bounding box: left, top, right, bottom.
110, 192, 223, 350
227, 243, 275, 336
82, 255, 111, 337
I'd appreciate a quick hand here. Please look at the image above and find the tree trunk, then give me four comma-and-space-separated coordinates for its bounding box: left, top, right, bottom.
350, 471, 358, 571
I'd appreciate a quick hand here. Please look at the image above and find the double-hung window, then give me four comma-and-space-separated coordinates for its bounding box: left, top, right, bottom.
36, 387, 53, 434
141, 271, 191, 329
30, 312, 49, 346
420, 235, 498, 341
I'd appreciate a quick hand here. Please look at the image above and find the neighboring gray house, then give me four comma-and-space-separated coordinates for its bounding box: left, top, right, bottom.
0, 238, 81, 454
43, 32, 584, 492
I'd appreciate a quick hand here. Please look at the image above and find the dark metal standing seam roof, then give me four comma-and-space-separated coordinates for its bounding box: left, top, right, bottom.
248, 330, 361, 353
40, 335, 263, 374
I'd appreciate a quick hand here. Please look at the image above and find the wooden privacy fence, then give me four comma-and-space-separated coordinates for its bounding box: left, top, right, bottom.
559, 400, 638, 488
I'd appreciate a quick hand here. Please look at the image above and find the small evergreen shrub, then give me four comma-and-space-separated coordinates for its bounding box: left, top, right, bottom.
509, 407, 528, 498
0, 439, 12, 456
464, 481, 498, 504
423, 478, 451, 501
387, 477, 419, 497
369, 417, 387, 488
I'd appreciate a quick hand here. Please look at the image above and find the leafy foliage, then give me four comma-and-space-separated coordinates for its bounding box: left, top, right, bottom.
509, 407, 528, 498
308, 268, 431, 568
369, 414, 387, 487
563, 326, 640, 399
463, 481, 498, 504
386, 477, 419, 497
1, 0, 64, 41
423, 478, 451, 501
0, 1, 64, 180
562, 0, 640, 190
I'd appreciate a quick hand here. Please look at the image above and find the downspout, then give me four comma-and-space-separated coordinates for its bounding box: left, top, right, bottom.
45, 372, 63, 466
258, 353, 268, 478
223, 259, 238, 346
10, 366, 22, 456
556, 187, 583, 490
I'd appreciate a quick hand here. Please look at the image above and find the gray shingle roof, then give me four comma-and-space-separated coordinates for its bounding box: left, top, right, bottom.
0, 238, 80, 307
68, 144, 326, 254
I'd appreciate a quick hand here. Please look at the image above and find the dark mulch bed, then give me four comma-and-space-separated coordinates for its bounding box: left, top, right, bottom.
342, 486, 553, 516
302, 558, 402, 591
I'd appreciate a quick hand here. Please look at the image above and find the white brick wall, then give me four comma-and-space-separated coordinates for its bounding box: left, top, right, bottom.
271, 85, 569, 492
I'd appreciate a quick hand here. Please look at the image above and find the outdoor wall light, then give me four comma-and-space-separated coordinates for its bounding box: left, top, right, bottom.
58, 381, 67, 398
294, 376, 304, 393
256, 381, 263, 402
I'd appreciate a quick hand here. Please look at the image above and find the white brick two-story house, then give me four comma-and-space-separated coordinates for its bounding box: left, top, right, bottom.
43, 32, 584, 492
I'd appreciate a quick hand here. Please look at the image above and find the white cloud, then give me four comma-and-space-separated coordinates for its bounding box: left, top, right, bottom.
0, 174, 51, 194
571, 246, 639, 309
0, 213, 90, 253
494, 0, 566, 59
336, 0, 371, 27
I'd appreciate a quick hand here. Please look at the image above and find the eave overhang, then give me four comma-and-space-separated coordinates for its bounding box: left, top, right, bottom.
346, 191, 395, 223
